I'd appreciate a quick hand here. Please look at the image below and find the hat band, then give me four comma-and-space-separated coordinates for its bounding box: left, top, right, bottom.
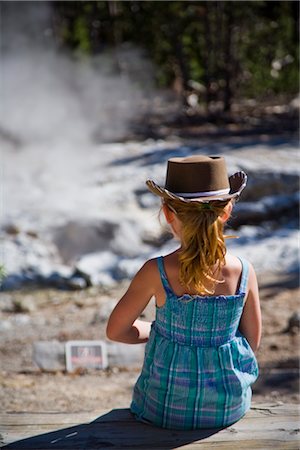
173, 188, 230, 198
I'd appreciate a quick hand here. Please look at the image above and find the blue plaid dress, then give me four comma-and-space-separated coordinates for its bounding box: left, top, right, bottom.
130, 256, 259, 429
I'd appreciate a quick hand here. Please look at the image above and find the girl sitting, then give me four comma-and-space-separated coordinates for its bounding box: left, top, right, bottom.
107, 155, 261, 430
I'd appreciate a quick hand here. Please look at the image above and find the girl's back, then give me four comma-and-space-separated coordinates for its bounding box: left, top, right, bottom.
154, 251, 245, 307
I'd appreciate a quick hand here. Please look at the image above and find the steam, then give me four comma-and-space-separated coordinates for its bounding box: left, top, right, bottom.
1, 1, 156, 146
1, 1, 160, 232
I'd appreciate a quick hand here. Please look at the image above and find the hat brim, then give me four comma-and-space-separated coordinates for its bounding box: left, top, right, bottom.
146, 171, 247, 203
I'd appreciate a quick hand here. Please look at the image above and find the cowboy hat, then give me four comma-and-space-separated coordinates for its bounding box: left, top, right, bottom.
146, 155, 247, 203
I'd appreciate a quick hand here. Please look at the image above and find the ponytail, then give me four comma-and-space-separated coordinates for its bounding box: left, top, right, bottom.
164, 199, 234, 295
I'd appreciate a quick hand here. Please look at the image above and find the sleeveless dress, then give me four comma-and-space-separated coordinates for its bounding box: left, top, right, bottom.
130, 256, 259, 430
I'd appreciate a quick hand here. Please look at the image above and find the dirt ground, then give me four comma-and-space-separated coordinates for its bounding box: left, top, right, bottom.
0, 270, 299, 414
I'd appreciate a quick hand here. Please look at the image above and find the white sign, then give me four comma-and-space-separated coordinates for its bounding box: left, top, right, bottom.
65, 340, 108, 372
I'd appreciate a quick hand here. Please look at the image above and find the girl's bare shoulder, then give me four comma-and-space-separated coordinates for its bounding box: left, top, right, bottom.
224, 254, 256, 277
223, 253, 243, 274
223, 253, 257, 294
143, 257, 160, 271
215, 253, 245, 296
138, 257, 161, 286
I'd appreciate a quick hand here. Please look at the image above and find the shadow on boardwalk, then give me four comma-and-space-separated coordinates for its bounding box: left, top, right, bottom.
2, 408, 223, 449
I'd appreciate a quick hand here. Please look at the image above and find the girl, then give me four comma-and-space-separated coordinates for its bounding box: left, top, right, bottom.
107, 155, 261, 430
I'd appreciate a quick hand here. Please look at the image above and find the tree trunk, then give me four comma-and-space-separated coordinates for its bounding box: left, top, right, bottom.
203, 2, 213, 113
223, 6, 233, 112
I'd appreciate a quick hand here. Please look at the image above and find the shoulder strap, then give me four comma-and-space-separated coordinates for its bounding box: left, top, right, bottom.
237, 257, 249, 294
157, 256, 174, 296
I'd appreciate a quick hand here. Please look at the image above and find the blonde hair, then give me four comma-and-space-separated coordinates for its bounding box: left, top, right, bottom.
164, 198, 235, 295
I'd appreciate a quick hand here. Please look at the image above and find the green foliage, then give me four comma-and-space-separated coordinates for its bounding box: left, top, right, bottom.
51, 1, 299, 110
74, 16, 91, 53
236, 1, 299, 98
0, 265, 6, 287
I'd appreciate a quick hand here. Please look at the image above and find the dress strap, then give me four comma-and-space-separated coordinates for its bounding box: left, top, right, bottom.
157, 256, 174, 297
237, 257, 249, 294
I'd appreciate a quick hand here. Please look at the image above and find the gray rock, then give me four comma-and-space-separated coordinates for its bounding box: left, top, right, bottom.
1, 234, 63, 290
0, 320, 12, 331
75, 251, 119, 287
12, 314, 31, 326
43, 266, 81, 290
52, 220, 118, 264
45, 272, 69, 289
116, 257, 145, 280
284, 312, 300, 333
135, 189, 160, 209
32, 340, 66, 372
99, 302, 116, 322
232, 192, 299, 228
106, 341, 145, 367
11, 296, 36, 313
242, 171, 299, 201
65, 275, 87, 290
110, 220, 144, 257
1, 274, 24, 290
3, 223, 20, 235
0, 294, 15, 312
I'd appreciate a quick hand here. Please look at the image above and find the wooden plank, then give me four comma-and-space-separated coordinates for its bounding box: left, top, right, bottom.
0, 403, 299, 449
1, 403, 298, 425
0, 412, 95, 427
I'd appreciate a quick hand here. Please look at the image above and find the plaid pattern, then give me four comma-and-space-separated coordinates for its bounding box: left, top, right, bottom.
130, 256, 259, 429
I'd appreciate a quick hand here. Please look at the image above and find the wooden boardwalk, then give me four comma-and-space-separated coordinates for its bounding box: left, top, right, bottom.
0, 403, 299, 449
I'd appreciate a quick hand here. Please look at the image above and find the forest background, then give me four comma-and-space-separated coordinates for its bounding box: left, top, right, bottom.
51, 1, 299, 113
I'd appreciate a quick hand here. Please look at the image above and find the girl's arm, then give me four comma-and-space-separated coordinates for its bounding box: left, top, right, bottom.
238, 263, 262, 352
106, 259, 156, 344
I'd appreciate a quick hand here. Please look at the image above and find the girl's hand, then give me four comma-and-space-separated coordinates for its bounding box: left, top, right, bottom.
106, 259, 157, 344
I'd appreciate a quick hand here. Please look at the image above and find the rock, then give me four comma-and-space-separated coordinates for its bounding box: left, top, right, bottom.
284, 312, 300, 334
142, 230, 171, 248
75, 251, 119, 287
1, 274, 24, 291
228, 227, 299, 274
12, 296, 36, 313
231, 202, 266, 228
116, 257, 146, 280
65, 275, 87, 290
1, 234, 63, 290
135, 189, 160, 209
3, 223, 20, 235
106, 341, 145, 367
232, 192, 299, 228
110, 220, 144, 257
241, 171, 299, 201
42, 266, 78, 290
44, 272, 69, 289
0, 294, 14, 313
90, 312, 103, 325
98, 302, 116, 322
0, 320, 12, 331
52, 220, 118, 264
91, 272, 116, 287
12, 314, 31, 326
26, 230, 39, 238
290, 94, 300, 110
32, 341, 66, 372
